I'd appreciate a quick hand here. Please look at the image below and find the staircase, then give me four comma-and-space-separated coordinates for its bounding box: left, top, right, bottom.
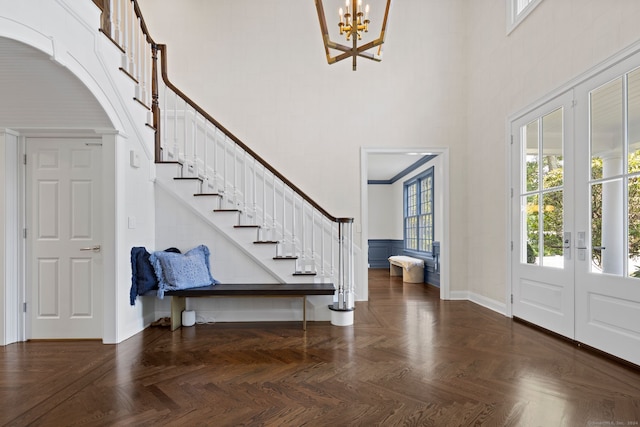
96, 0, 356, 311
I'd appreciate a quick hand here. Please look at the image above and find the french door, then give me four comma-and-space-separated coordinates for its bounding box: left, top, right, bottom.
574, 57, 640, 366
511, 53, 640, 366
511, 91, 575, 339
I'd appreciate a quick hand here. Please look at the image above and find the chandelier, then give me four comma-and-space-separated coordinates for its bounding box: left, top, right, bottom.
315, 0, 392, 71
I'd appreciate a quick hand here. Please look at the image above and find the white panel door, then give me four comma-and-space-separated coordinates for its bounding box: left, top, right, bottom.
574, 57, 640, 366
511, 91, 575, 338
27, 138, 102, 339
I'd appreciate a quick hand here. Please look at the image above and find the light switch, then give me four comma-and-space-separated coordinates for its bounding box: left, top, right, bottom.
130, 150, 140, 168
128, 216, 136, 229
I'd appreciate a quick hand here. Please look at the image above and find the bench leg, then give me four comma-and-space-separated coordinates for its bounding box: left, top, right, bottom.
303, 296, 306, 331
170, 296, 186, 331
390, 263, 402, 277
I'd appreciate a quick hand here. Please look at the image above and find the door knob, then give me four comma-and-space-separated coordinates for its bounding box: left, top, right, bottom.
80, 245, 101, 252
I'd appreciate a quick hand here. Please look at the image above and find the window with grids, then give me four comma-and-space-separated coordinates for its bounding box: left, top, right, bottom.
404, 167, 434, 254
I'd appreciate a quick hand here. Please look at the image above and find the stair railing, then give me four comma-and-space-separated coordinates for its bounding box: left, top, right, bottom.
95, 0, 355, 312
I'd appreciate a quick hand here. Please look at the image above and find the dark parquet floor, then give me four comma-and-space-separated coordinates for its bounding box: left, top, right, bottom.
2, 269, 640, 426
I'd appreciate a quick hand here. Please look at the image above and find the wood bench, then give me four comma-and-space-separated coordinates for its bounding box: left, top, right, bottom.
164, 283, 336, 331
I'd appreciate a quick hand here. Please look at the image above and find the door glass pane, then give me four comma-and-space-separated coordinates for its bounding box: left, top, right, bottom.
524, 194, 539, 265
591, 179, 624, 275
543, 190, 564, 268
591, 182, 603, 273
591, 77, 623, 180
630, 177, 640, 279
542, 108, 564, 189
629, 68, 640, 174
525, 120, 539, 191
521, 108, 565, 268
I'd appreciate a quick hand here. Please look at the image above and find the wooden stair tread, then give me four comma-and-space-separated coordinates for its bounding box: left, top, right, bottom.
155, 160, 183, 165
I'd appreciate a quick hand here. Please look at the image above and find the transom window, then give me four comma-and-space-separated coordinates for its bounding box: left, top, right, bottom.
507, 0, 544, 34
404, 167, 434, 254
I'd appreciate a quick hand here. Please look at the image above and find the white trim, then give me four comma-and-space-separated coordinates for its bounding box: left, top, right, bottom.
361, 147, 450, 301
506, 0, 544, 35
449, 291, 508, 316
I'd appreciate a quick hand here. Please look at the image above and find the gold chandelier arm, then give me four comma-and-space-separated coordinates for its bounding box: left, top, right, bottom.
315, 0, 333, 60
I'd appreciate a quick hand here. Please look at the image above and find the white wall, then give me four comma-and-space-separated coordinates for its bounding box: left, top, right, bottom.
367, 184, 399, 239
466, 0, 640, 303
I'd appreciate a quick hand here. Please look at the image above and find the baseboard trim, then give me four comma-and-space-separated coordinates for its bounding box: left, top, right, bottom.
448, 290, 507, 316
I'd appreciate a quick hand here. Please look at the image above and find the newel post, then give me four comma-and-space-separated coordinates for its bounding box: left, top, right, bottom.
151, 42, 161, 162
329, 218, 355, 326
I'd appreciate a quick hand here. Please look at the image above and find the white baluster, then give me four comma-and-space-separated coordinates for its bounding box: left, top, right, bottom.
261, 166, 268, 240
127, 1, 135, 74
281, 184, 287, 254
272, 174, 277, 241
212, 128, 219, 192
223, 136, 228, 201
120, 0, 128, 68
113, 0, 121, 46
191, 108, 199, 177
252, 158, 257, 225
233, 143, 238, 207
311, 208, 316, 273
182, 102, 188, 163
161, 83, 167, 159
173, 92, 178, 162
291, 194, 296, 258
242, 150, 247, 222
301, 200, 306, 269
320, 217, 326, 278
331, 222, 336, 279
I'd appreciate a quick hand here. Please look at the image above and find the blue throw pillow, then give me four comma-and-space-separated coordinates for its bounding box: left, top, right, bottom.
130, 246, 182, 305
151, 245, 219, 298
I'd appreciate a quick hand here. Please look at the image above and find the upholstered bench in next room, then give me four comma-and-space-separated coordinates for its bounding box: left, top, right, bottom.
388, 256, 424, 283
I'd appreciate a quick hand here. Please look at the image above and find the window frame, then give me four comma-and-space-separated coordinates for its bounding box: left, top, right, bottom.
403, 167, 435, 256
506, 0, 544, 35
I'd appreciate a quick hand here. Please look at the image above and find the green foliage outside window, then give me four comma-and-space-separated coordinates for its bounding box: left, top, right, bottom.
527, 152, 640, 272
